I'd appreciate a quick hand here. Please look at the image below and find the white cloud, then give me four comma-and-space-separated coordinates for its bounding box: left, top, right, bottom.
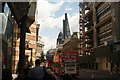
65, 8, 72, 11
36, 0, 63, 24
37, 1, 79, 52
40, 13, 79, 53
40, 15, 64, 29
68, 13, 79, 33
42, 36, 56, 53
40, 13, 79, 32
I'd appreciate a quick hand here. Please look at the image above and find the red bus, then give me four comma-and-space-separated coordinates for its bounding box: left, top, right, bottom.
53, 52, 79, 76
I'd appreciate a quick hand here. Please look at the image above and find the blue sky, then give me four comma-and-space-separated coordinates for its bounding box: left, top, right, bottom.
54, 2, 79, 18
36, 1, 79, 52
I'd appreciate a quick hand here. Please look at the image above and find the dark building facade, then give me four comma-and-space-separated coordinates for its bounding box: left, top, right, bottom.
1, 2, 36, 75
0, 3, 14, 69
63, 13, 71, 39
79, 2, 120, 71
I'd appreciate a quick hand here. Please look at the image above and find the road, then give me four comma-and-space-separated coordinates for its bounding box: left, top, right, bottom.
12, 69, 120, 80
75, 69, 120, 80
49, 69, 120, 80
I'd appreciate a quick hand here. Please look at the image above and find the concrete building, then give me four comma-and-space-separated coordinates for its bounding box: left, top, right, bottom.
63, 32, 80, 53
79, 2, 120, 71
36, 36, 44, 59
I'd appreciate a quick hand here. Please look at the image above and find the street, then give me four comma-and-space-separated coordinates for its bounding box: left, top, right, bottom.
1, 1, 120, 80
48, 69, 120, 80
12, 68, 120, 80
54, 69, 120, 80
76, 69, 120, 79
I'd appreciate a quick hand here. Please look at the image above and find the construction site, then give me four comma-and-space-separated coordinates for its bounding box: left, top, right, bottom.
79, 2, 120, 72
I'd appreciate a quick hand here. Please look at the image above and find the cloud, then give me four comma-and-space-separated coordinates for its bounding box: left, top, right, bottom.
40, 13, 79, 53
37, 1, 79, 52
65, 8, 72, 11
42, 36, 56, 53
68, 13, 79, 33
40, 13, 79, 32
36, 0, 64, 24
40, 15, 64, 29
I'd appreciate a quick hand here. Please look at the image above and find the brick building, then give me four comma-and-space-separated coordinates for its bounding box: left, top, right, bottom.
63, 32, 80, 53
12, 21, 37, 73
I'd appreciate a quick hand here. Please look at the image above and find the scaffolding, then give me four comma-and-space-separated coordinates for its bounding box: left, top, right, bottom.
79, 2, 114, 55
79, 2, 120, 71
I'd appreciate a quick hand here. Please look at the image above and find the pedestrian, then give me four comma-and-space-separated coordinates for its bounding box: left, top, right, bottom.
15, 65, 30, 80
2, 67, 12, 80
28, 59, 46, 80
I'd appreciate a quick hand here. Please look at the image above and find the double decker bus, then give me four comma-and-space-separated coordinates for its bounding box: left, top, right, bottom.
53, 52, 79, 76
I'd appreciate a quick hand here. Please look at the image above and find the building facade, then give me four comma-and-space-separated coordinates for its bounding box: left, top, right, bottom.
12, 21, 37, 73
79, 2, 120, 71
11, 2, 37, 73
0, 2, 37, 74
36, 36, 44, 59
0, 2, 14, 71
63, 32, 80, 53
63, 13, 71, 39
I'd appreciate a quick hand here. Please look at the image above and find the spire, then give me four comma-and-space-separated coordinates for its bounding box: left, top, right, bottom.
65, 13, 68, 20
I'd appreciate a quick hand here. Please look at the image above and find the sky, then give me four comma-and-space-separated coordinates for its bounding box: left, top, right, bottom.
36, 0, 79, 53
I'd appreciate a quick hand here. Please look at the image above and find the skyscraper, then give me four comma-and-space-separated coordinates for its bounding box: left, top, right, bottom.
63, 13, 71, 39
57, 13, 71, 45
